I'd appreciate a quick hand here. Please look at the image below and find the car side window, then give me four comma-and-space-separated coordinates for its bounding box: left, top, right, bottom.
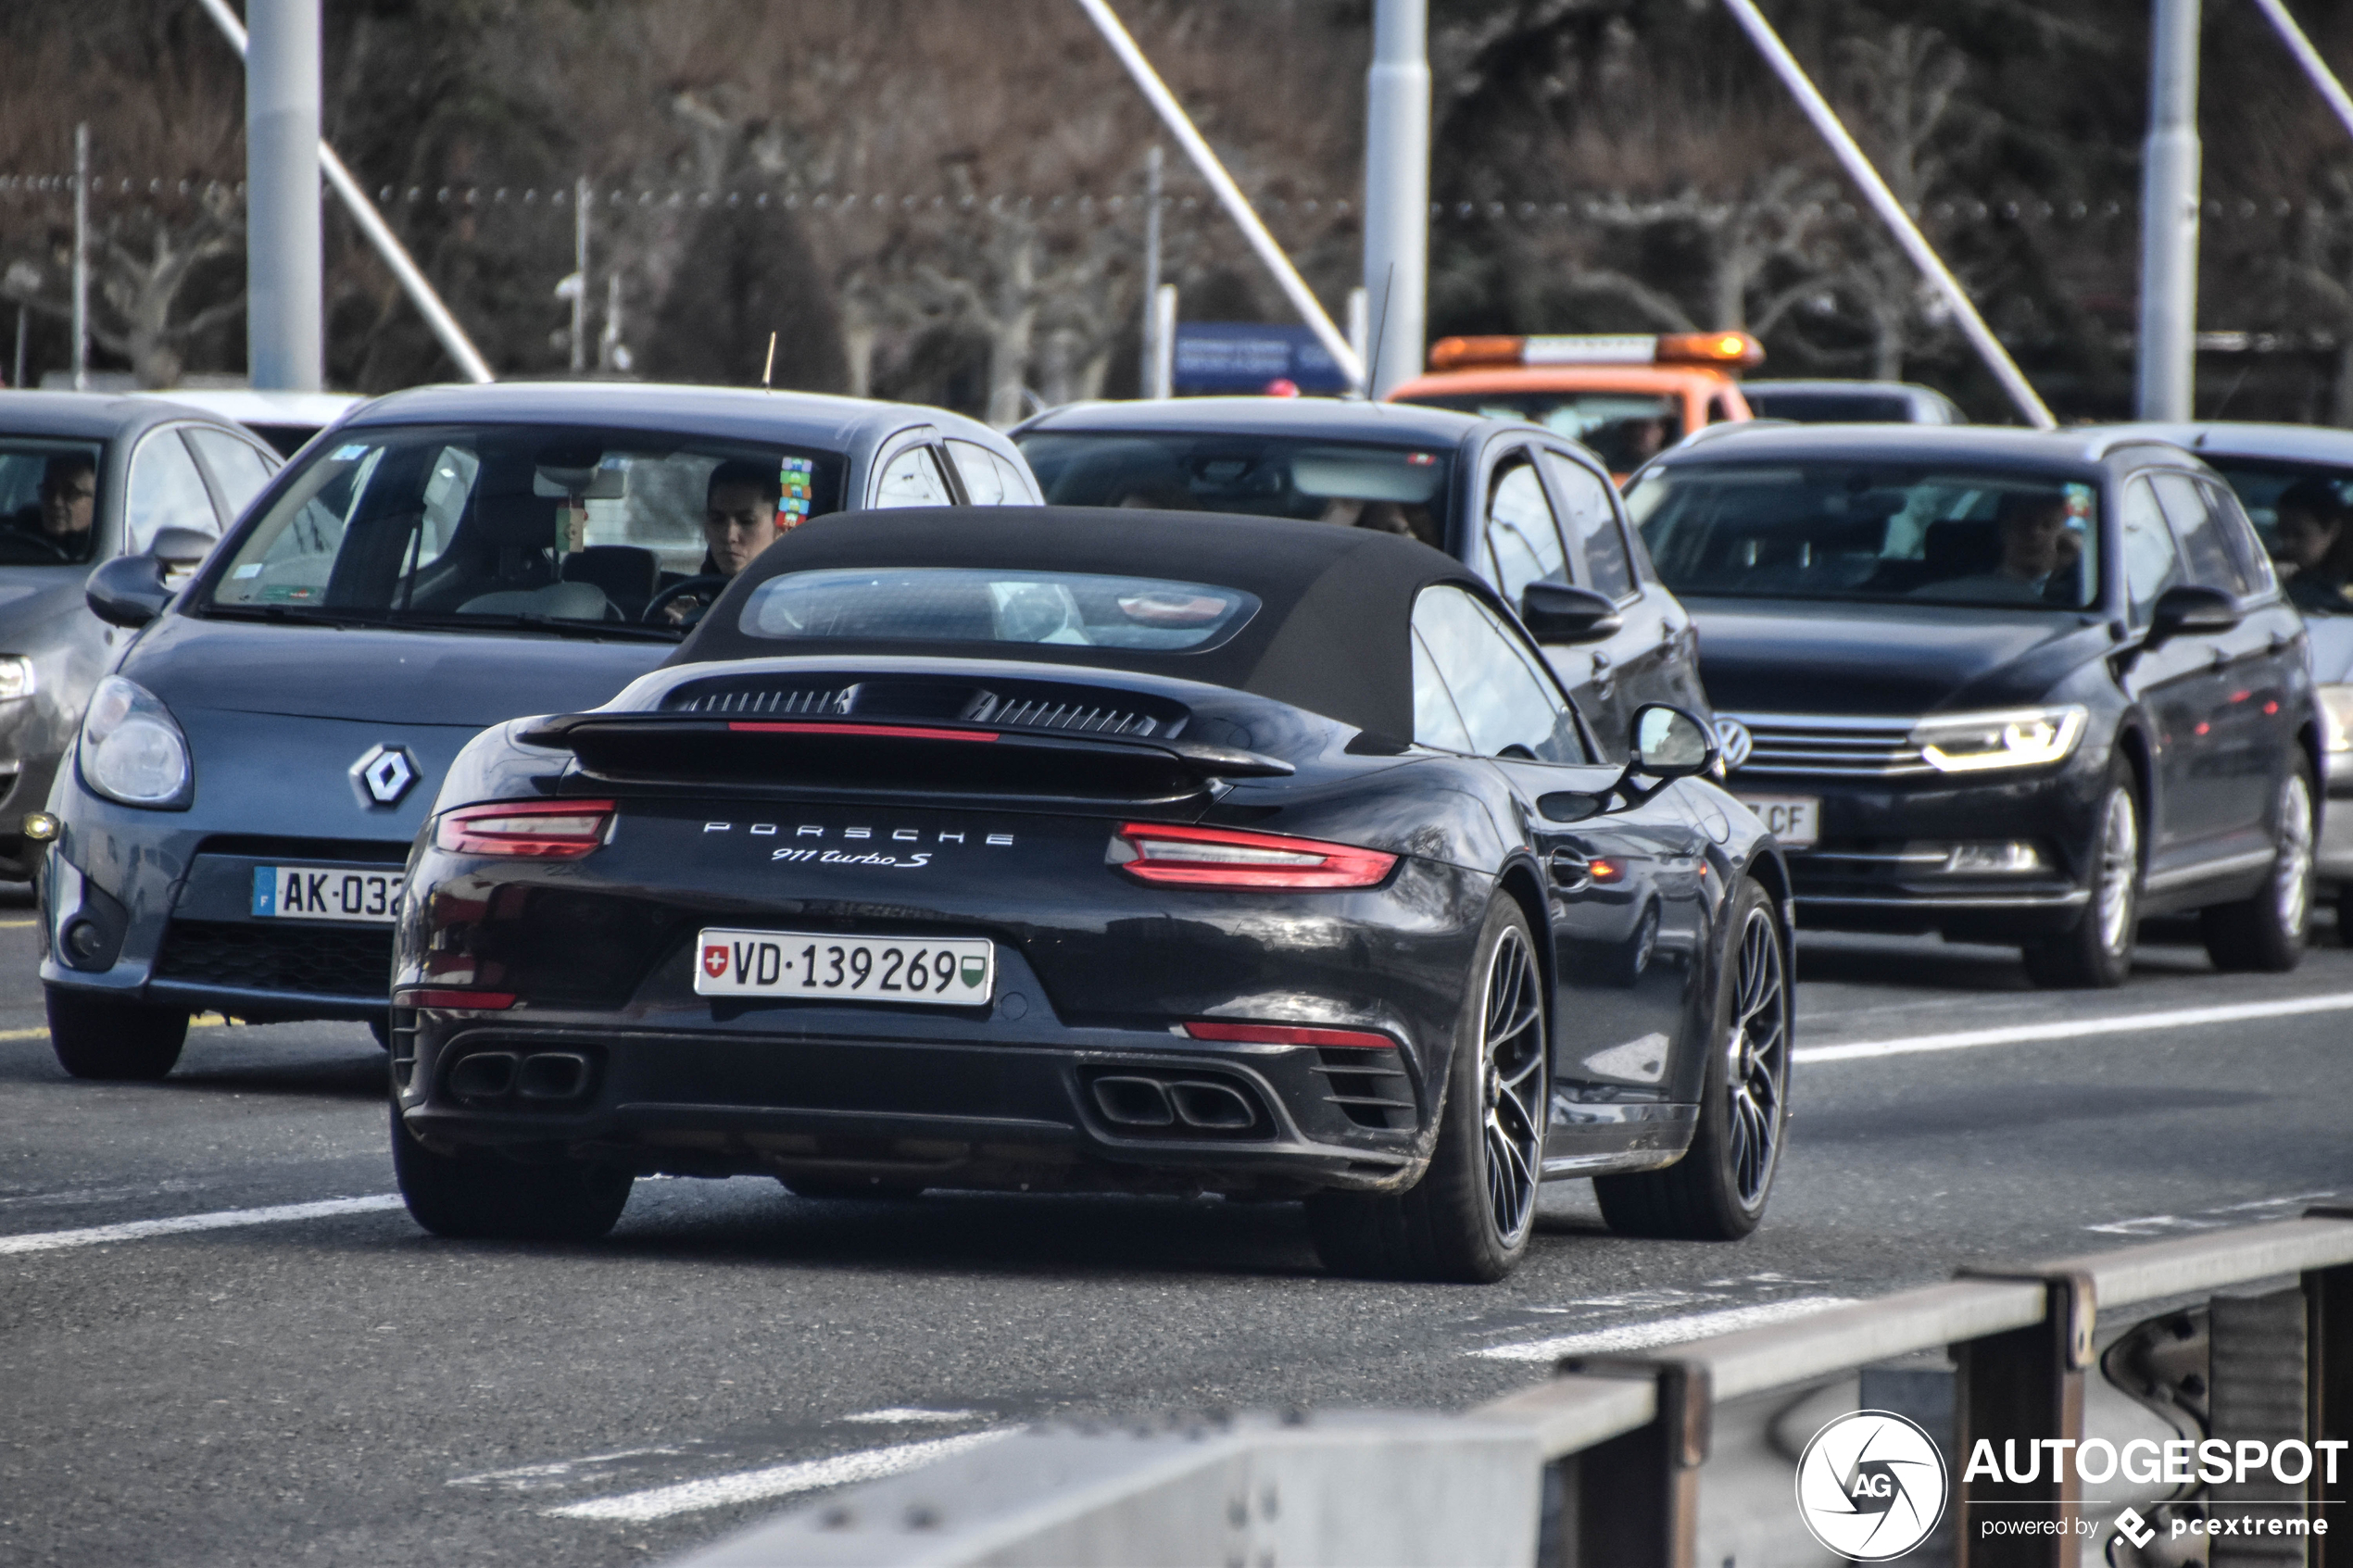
2120, 478, 2184, 626
2206, 479, 2278, 596
945, 439, 1007, 505
2151, 472, 2249, 597
1411, 584, 1587, 763
184, 429, 278, 520
1542, 449, 1638, 601
991, 450, 1038, 503
1483, 454, 1567, 603
1410, 627, 1475, 752
125, 429, 220, 552
874, 444, 955, 508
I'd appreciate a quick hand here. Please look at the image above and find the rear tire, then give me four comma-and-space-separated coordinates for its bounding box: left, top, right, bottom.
2023, 774, 2140, 989
391, 1102, 632, 1242
46, 985, 188, 1081
1595, 878, 1789, 1240
2200, 759, 2314, 973
1307, 897, 1547, 1284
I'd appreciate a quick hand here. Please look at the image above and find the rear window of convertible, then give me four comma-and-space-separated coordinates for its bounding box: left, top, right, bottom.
736, 568, 1260, 652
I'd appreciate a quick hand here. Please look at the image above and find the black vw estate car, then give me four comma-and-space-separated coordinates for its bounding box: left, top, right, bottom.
1629, 424, 2318, 987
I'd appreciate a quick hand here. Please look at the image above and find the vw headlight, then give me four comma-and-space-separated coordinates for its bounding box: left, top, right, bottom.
1914, 706, 2088, 774
79, 676, 191, 808
0, 656, 35, 701
2320, 685, 2353, 754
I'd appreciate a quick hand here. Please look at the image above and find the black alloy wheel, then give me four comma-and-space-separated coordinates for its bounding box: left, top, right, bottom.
2023, 767, 2141, 989
1596, 877, 1789, 1240
391, 1102, 634, 1242
2201, 756, 2315, 973
1307, 897, 1548, 1283
46, 985, 189, 1081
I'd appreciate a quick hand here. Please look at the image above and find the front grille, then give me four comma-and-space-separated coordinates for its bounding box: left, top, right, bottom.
668, 685, 850, 718
1725, 712, 1930, 779
155, 919, 394, 998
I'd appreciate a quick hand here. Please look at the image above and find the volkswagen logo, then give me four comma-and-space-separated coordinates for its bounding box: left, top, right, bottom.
1793, 1410, 1947, 1561
1714, 717, 1755, 772
352, 744, 419, 808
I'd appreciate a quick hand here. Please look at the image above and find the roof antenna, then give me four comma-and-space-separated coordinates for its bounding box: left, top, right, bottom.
761, 331, 777, 391
1363, 264, 1394, 400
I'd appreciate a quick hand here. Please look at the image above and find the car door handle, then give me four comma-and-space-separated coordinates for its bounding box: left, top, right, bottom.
1548, 848, 1593, 890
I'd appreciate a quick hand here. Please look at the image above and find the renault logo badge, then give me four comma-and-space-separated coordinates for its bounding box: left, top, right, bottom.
353, 744, 419, 808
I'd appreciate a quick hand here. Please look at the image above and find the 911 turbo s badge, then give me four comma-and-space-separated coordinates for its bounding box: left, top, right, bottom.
701, 821, 1014, 871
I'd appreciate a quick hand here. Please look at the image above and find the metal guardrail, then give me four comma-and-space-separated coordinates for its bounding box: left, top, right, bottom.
673, 1209, 2353, 1567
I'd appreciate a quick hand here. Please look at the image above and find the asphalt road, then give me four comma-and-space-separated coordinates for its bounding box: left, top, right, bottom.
4, 896, 2350, 1567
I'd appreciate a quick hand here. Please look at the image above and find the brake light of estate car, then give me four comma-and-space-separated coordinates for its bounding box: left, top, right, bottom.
396, 988, 518, 1010
434, 799, 616, 858
1427, 332, 1764, 372
1912, 707, 2089, 774
1184, 1021, 1401, 1049
1108, 822, 1399, 889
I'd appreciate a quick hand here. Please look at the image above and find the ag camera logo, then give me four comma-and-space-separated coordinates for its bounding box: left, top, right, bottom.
1795, 1410, 1947, 1561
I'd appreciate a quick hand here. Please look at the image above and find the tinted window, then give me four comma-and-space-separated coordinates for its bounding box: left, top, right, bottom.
1629, 464, 2100, 610
2120, 478, 2183, 625
208, 425, 844, 630
945, 439, 1007, 505
0, 440, 103, 565
1484, 457, 1567, 602
875, 445, 954, 508
1411, 584, 1585, 763
1019, 432, 1449, 547
2205, 479, 2277, 595
739, 568, 1258, 651
1543, 450, 1636, 600
186, 429, 277, 519
127, 429, 220, 552
2151, 472, 2247, 596
1742, 391, 1915, 423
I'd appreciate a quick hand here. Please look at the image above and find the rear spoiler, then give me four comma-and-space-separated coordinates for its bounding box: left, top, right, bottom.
518, 712, 1293, 798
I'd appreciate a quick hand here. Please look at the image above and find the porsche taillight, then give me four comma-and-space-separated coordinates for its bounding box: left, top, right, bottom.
1184, 1021, 1400, 1048
434, 799, 615, 859
1110, 822, 1397, 889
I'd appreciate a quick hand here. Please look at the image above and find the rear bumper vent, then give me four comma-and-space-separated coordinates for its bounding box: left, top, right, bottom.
1313, 1047, 1416, 1130
1080, 1067, 1271, 1140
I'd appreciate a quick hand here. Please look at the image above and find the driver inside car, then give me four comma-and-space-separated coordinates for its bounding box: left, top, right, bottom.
8, 454, 95, 557
660, 460, 795, 624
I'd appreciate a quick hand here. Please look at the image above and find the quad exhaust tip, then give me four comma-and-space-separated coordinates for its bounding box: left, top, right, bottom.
447, 1049, 592, 1102
1089, 1073, 1260, 1133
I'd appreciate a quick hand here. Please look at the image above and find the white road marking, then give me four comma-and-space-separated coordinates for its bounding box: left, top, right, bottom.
448, 1446, 696, 1492
0, 1195, 405, 1256
1471, 1295, 1855, 1362
545, 1428, 1018, 1523
2086, 1189, 2338, 1236
842, 1407, 982, 1424
1793, 991, 2353, 1065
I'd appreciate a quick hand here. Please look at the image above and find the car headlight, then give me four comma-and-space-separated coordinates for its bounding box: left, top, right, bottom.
0, 656, 36, 701
2320, 685, 2353, 754
79, 676, 191, 808
1913, 706, 2088, 773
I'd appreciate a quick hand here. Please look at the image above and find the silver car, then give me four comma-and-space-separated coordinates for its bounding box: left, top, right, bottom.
0, 394, 281, 880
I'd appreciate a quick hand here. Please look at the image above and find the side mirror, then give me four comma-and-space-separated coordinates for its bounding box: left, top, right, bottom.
149, 526, 217, 566
2145, 583, 2241, 645
1519, 582, 1623, 646
86, 555, 171, 629
1629, 703, 1718, 781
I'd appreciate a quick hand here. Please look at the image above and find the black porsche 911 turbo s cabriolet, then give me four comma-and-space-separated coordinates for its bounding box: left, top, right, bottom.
390, 508, 1793, 1281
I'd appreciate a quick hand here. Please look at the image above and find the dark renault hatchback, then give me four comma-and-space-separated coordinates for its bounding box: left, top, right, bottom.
1628, 425, 2318, 986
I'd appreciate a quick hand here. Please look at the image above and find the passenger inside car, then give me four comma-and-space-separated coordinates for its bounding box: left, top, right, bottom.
1911, 492, 2082, 606
2274, 479, 2353, 614
0, 450, 100, 564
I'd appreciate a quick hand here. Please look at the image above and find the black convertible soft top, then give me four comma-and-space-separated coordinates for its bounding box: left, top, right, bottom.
668, 506, 1489, 741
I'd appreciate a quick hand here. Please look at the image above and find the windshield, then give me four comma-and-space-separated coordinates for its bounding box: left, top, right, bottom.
739, 568, 1259, 652
1017, 432, 1451, 549
1629, 464, 2102, 610
1394, 391, 1680, 472
0, 440, 103, 566
2205, 456, 2353, 615
206, 424, 844, 633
